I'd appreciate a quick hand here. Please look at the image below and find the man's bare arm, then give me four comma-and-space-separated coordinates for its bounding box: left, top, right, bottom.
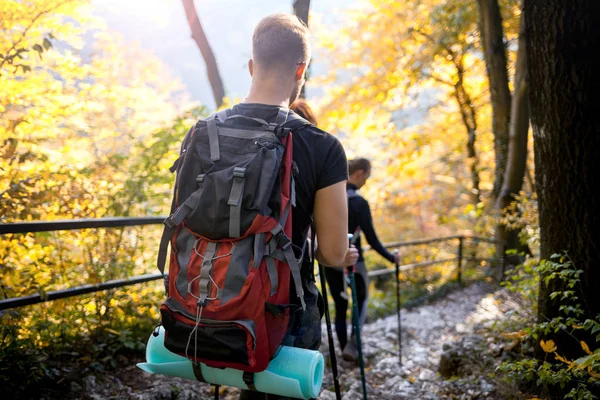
313, 181, 358, 266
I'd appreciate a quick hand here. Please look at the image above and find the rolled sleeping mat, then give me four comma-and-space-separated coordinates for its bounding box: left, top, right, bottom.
137, 327, 324, 399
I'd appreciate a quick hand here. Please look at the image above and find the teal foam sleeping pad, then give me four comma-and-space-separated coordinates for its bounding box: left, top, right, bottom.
136, 327, 324, 399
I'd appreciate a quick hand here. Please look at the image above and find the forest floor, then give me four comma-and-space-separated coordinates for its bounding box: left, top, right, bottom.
68, 281, 518, 400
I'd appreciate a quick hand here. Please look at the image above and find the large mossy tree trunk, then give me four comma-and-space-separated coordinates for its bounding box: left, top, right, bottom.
525, 0, 600, 359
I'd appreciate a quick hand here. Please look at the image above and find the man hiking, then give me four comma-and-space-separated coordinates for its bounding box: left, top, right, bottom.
325, 158, 400, 362
231, 14, 358, 399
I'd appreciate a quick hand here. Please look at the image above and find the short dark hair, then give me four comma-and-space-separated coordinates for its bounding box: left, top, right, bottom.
252, 13, 311, 75
290, 99, 317, 125
348, 158, 371, 175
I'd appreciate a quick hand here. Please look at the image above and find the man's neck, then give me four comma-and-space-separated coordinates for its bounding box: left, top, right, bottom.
244, 79, 291, 108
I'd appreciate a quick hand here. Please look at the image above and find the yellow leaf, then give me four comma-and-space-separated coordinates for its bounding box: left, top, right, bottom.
554, 352, 572, 366
588, 366, 600, 379
503, 330, 528, 339
580, 341, 593, 355
104, 328, 121, 336
572, 324, 585, 330
540, 339, 557, 353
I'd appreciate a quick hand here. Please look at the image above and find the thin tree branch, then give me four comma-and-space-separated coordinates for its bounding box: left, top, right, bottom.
181, 0, 225, 108
0, 0, 75, 71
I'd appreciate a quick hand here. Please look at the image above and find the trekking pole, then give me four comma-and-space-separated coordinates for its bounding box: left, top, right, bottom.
347, 233, 368, 400
314, 228, 342, 400
394, 249, 402, 367
318, 262, 343, 400
214, 385, 220, 400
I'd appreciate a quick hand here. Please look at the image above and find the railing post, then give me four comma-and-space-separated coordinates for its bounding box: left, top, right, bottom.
456, 236, 463, 284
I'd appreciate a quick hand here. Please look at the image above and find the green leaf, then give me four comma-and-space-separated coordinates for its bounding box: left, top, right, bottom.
573, 355, 595, 369
32, 44, 43, 53
42, 38, 52, 50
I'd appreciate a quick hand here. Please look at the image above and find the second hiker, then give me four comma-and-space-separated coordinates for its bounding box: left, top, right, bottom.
325, 158, 401, 362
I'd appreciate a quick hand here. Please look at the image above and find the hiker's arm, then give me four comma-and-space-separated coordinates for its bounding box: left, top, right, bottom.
356, 198, 396, 263
313, 181, 353, 266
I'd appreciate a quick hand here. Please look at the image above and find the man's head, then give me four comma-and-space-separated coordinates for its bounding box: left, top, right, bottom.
249, 13, 311, 106
348, 158, 371, 189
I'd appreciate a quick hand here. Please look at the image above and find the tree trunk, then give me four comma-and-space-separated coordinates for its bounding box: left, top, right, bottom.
181, 0, 225, 108
454, 63, 481, 206
293, 0, 311, 99
477, 0, 512, 199
495, 10, 529, 272
292, 0, 310, 26
525, 0, 600, 360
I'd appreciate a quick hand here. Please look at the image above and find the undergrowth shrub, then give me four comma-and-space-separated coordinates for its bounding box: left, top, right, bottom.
496, 254, 600, 399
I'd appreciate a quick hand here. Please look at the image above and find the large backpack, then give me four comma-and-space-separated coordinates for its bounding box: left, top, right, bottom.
156, 108, 309, 376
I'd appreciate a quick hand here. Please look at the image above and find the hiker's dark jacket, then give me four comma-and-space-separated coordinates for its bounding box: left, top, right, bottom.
347, 182, 395, 264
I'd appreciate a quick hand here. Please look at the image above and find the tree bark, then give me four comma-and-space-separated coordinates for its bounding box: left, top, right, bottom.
293, 0, 311, 99
495, 10, 529, 270
477, 0, 512, 199
292, 0, 310, 26
181, 0, 225, 108
454, 60, 481, 206
525, 0, 600, 360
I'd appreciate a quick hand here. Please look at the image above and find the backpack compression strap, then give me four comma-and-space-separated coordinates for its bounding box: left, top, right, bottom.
156, 111, 231, 276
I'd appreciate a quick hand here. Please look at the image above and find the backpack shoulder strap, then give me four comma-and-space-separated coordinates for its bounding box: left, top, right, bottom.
284, 110, 313, 131
216, 108, 231, 122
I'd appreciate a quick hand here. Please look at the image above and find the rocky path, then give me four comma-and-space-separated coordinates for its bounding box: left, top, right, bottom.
318, 282, 503, 400
72, 282, 505, 399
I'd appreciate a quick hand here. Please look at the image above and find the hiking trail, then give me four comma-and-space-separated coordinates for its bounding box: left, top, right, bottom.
70, 282, 504, 399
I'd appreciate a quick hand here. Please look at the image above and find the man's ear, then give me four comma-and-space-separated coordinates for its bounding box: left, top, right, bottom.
248, 59, 254, 77
295, 62, 308, 81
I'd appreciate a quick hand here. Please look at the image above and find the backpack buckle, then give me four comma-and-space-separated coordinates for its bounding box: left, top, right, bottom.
233, 167, 246, 178
164, 216, 177, 230
274, 231, 292, 250
274, 126, 291, 137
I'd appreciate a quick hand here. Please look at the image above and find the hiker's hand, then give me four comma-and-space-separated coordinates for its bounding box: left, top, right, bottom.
342, 245, 359, 267
394, 253, 401, 264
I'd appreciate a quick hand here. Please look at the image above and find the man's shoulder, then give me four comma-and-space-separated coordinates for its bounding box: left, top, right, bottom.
293, 123, 341, 147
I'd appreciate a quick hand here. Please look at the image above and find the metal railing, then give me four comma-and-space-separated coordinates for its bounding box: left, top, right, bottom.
361, 235, 498, 281
0, 218, 499, 311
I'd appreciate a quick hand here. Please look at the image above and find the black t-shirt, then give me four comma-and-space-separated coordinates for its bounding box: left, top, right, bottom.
230, 103, 348, 272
